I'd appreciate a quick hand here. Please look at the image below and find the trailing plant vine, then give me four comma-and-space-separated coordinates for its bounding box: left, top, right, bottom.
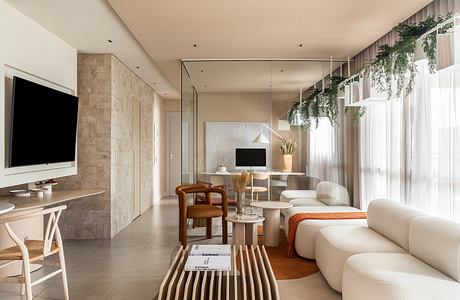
288, 12, 454, 130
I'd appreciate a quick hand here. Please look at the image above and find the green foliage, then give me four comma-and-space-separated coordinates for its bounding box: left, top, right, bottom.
288, 12, 453, 129
370, 13, 453, 98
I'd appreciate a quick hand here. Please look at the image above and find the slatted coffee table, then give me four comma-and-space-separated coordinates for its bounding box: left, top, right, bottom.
158, 245, 280, 300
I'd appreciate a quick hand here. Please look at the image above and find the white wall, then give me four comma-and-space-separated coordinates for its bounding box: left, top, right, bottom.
0, 1, 77, 188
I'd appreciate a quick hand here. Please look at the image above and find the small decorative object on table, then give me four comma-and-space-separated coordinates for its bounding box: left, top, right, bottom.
231, 171, 251, 215
280, 139, 296, 173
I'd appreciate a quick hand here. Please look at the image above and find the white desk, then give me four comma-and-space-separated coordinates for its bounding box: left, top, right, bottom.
200, 171, 305, 201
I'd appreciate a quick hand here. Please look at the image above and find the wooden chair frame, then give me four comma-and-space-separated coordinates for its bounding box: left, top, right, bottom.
0, 205, 69, 300
176, 184, 228, 247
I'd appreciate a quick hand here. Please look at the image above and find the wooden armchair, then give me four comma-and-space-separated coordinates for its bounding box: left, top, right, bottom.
195, 181, 237, 207
176, 184, 228, 247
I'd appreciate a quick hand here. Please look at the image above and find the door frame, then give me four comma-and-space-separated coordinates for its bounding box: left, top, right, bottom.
132, 97, 142, 218
166, 111, 181, 196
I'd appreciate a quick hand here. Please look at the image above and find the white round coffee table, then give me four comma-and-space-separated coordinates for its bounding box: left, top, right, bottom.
226, 215, 265, 247
251, 201, 293, 247
0, 202, 15, 215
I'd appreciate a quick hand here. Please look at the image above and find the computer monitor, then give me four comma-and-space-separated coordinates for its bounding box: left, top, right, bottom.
235, 148, 266, 168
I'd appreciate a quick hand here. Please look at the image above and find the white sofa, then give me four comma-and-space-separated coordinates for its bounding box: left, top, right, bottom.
342, 216, 460, 300
280, 181, 350, 207
316, 199, 460, 300
281, 181, 365, 259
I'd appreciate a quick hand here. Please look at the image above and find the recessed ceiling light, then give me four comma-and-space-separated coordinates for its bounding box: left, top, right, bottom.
136, 66, 140, 69
200, 70, 204, 73
193, 44, 197, 47
280, 69, 284, 72
299, 44, 303, 47
108, 39, 113, 43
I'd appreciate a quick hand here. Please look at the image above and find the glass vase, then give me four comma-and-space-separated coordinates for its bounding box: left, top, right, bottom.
236, 192, 245, 215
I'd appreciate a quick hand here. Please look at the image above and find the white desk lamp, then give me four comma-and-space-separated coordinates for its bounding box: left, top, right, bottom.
252, 124, 284, 144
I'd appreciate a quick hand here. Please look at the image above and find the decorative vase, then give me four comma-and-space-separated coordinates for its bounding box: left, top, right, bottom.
236, 192, 245, 215
282, 154, 293, 173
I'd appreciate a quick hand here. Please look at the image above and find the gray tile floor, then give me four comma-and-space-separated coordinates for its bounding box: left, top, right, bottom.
0, 197, 182, 300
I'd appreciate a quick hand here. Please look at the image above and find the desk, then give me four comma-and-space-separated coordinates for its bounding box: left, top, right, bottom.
200, 171, 305, 201
0, 189, 105, 211
0, 189, 105, 276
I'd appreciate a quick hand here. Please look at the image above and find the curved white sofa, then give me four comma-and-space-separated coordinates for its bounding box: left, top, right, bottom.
316, 199, 424, 292
342, 216, 460, 300
281, 181, 350, 207
315, 199, 460, 299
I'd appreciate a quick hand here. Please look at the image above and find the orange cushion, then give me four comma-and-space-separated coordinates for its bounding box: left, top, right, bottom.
187, 204, 223, 219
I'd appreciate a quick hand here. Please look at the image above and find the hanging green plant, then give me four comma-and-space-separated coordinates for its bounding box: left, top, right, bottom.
324, 76, 346, 125
422, 13, 453, 73
369, 13, 453, 98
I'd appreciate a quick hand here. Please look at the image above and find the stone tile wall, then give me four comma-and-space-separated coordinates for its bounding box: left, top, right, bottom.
110, 56, 154, 236
57, 53, 154, 239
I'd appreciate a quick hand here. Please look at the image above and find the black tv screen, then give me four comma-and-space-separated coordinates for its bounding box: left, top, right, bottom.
9, 76, 79, 167
235, 148, 266, 167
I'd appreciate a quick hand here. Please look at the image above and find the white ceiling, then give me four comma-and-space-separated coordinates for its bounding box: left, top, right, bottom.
184, 60, 344, 93
6, 0, 432, 98
4, 0, 179, 99
108, 0, 432, 91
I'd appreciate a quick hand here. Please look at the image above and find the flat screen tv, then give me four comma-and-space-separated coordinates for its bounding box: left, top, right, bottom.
9, 76, 79, 167
235, 148, 266, 167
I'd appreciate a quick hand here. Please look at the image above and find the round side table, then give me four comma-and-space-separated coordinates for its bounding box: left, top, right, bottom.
251, 201, 293, 247
225, 215, 265, 247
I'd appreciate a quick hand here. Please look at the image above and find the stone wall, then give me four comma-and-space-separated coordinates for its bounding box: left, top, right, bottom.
57, 53, 154, 239
110, 56, 154, 236
57, 54, 112, 239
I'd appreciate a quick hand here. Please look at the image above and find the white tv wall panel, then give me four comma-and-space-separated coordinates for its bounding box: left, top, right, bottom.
205, 121, 271, 172
0, 1, 77, 188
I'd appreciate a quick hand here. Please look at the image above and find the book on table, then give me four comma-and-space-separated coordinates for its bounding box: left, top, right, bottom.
185, 245, 231, 271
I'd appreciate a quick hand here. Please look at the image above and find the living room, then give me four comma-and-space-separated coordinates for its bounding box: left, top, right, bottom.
0, 0, 459, 299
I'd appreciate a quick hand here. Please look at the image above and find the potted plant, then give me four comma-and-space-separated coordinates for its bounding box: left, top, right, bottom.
280, 139, 296, 172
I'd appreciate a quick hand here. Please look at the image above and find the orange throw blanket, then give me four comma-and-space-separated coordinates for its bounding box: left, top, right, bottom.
286, 212, 368, 257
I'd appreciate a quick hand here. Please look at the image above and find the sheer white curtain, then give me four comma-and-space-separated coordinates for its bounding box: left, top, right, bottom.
358, 61, 460, 220
358, 100, 403, 210
408, 62, 460, 220
309, 112, 344, 185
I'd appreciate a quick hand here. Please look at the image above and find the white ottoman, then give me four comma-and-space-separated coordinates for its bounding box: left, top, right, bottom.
343, 253, 460, 300
283, 206, 367, 259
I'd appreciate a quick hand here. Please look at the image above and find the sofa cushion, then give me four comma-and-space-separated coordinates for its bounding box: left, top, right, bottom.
367, 199, 425, 251
288, 198, 325, 207
295, 217, 367, 259
280, 190, 316, 202
343, 253, 460, 300
315, 226, 405, 292
316, 181, 350, 206
409, 216, 460, 282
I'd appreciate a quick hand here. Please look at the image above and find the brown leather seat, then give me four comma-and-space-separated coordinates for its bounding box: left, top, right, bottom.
176, 184, 228, 247
187, 204, 223, 219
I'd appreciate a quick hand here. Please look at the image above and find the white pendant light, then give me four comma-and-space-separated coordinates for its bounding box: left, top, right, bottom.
290, 80, 305, 127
